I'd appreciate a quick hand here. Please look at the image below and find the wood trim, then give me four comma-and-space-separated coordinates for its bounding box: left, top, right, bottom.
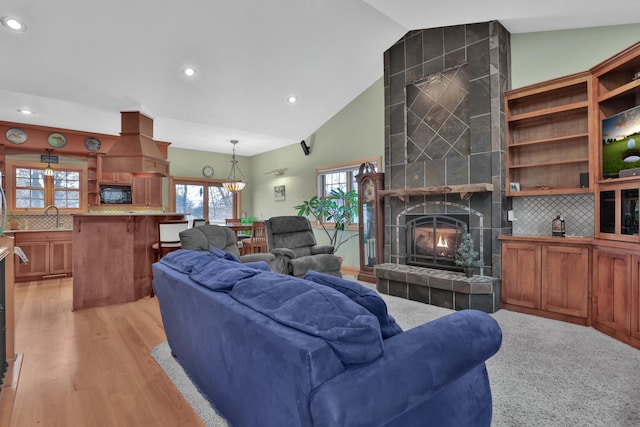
379, 183, 493, 201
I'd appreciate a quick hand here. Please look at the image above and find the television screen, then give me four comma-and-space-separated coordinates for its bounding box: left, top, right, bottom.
602, 104, 640, 178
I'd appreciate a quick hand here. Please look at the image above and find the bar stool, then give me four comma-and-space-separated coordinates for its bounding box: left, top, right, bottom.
151, 220, 189, 296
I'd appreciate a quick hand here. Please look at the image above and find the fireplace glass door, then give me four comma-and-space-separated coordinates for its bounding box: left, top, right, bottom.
407, 215, 468, 270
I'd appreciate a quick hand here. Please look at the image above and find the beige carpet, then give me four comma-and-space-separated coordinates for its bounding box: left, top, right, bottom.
152, 290, 640, 426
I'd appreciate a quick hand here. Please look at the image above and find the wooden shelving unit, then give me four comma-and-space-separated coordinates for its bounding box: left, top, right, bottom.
592, 41, 640, 242
505, 72, 592, 196
87, 154, 99, 207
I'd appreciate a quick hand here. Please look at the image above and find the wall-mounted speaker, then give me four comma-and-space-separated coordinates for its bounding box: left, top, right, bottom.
300, 140, 310, 156
579, 172, 589, 188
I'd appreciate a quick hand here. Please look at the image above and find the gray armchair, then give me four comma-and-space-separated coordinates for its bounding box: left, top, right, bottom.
264, 216, 342, 278
179, 225, 276, 268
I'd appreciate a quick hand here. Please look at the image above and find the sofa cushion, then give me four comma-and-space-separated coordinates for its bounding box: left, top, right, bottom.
158, 249, 213, 274
230, 273, 384, 365
304, 271, 403, 339
190, 258, 262, 292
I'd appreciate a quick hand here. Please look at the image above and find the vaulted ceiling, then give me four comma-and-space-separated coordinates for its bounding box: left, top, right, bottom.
1, 0, 637, 155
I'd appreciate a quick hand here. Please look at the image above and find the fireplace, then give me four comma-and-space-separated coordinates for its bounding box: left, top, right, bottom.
407, 214, 468, 271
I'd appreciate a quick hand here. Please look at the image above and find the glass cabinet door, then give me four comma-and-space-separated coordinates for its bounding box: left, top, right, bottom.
621, 189, 639, 236
600, 190, 615, 234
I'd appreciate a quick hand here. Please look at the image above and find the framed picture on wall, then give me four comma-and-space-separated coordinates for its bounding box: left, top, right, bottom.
274, 185, 285, 201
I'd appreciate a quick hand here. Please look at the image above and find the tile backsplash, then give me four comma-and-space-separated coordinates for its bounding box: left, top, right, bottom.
511, 194, 595, 237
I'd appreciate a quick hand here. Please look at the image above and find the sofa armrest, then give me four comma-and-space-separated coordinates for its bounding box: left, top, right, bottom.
271, 247, 297, 258
311, 245, 335, 255
310, 310, 502, 427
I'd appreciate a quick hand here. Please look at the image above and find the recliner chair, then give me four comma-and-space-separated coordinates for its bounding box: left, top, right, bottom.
178, 224, 276, 268
264, 216, 342, 278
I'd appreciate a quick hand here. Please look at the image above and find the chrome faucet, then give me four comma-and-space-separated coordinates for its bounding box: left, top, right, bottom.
44, 205, 60, 228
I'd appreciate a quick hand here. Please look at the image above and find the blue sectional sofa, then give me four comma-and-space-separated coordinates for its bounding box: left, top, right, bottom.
152, 248, 502, 427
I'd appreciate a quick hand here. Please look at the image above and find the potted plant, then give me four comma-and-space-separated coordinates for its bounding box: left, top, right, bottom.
294, 188, 358, 252
7, 214, 22, 230
455, 232, 482, 278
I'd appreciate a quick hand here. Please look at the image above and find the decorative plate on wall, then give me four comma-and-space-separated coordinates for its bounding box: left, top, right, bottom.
5, 128, 27, 144
48, 132, 67, 148
85, 137, 101, 152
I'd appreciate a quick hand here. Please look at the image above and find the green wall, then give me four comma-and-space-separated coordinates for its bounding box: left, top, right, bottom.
511, 23, 640, 88
168, 147, 253, 215
168, 23, 640, 269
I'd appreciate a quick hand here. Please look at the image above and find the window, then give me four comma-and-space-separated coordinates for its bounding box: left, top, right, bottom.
173, 178, 240, 225
9, 162, 84, 211
316, 157, 379, 227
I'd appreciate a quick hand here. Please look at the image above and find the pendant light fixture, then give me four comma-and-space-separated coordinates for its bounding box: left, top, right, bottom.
44, 148, 54, 176
222, 140, 247, 192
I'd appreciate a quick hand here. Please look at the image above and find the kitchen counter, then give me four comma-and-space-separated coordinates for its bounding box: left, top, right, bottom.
4, 228, 73, 233
74, 212, 185, 217
72, 213, 186, 310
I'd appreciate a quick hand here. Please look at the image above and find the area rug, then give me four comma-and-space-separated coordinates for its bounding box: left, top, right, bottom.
152, 293, 640, 426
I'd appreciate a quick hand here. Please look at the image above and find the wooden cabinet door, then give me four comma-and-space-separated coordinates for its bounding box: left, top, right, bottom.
592, 248, 631, 335
133, 177, 163, 207
501, 241, 541, 309
632, 256, 640, 340
145, 177, 163, 207
541, 245, 589, 318
15, 241, 49, 279
101, 172, 132, 184
49, 239, 73, 275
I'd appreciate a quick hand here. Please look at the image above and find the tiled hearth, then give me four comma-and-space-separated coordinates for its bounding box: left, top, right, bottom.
375, 263, 500, 313
380, 21, 510, 311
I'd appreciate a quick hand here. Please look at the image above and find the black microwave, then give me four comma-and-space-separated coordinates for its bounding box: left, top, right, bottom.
100, 185, 133, 204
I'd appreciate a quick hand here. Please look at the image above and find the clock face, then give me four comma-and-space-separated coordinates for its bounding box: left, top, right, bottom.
363, 180, 375, 202
202, 165, 214, 178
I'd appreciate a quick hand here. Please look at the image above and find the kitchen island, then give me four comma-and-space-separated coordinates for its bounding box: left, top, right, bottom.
72, 213, 185, 310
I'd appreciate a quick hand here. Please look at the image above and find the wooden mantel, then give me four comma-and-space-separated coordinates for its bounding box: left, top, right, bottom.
378, 183, 493, 201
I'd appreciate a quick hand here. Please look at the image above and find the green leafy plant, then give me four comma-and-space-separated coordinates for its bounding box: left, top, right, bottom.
455, 232, 482, 269
294, 188, 358, 252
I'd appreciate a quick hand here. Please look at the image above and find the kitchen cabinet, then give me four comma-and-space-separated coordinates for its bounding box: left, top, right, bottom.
100, 171, 133, 184
12, 231, 73, 282
500, 236, 590, 324
133, 176, 163, 207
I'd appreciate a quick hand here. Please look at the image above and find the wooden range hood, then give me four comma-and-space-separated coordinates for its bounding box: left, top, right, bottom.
101, 111, 170, 177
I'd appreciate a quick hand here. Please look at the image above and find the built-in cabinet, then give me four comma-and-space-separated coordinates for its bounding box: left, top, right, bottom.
11, 231, 73, 282
591, 242, 640, 348
132, 176, 163, 207
505, 72, 592, 196
500, 236, 591, 325
502, 41, 640, 349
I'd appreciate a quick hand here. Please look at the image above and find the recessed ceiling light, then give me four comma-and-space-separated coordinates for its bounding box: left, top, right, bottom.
287, 96, 297, 103
182, 67, 196, 77
1, 16, 27, 32
18, 108, 34, 115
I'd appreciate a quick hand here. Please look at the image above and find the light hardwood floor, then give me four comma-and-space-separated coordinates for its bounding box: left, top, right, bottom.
1, 278, 204, 427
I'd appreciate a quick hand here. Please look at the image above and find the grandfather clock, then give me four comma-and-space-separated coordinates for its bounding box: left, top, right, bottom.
356, 162, 384, 283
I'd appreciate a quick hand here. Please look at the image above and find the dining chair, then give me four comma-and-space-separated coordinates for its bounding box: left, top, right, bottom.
242, 221, 268, 254
192, 218, 208, 227
225, 218, 251, 252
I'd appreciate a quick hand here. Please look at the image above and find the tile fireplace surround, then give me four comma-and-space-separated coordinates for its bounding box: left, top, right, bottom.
379, 21, 511, 312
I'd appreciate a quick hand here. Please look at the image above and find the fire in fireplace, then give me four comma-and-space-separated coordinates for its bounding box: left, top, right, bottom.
406, 214, 469, 270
